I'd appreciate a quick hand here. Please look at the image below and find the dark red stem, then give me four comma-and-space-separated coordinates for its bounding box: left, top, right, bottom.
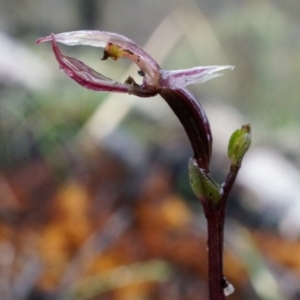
202, 163, 240, 300
221, 164, 239, 210
203, 202, 225, 300
159, 86, 241, 300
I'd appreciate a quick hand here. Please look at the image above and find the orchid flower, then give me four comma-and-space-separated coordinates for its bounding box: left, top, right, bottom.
37, 30, 233, 170
37, 31, 251, 300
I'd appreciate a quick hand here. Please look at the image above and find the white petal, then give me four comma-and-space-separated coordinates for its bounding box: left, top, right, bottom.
160, 65, 234, 89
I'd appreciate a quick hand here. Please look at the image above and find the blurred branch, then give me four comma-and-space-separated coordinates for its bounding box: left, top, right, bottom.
77, 0, 98, 29
63, 260, 172, 300
227, 226, 286, 300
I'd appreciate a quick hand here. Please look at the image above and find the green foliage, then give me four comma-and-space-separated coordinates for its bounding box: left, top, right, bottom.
188, 158, 220, 203
228, 124, 251, 166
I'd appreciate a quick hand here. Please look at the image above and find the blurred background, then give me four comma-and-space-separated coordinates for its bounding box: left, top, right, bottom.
1, 0, 300, 299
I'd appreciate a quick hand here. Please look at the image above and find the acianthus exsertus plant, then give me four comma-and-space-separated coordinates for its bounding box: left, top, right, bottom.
37, 31, 251, 300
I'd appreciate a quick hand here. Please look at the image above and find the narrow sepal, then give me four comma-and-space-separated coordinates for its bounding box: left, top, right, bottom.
160, 66, 234, 89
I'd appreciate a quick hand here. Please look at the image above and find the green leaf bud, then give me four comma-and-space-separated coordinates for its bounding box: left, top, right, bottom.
228, 124, 251, 166
189, 158, 220, 203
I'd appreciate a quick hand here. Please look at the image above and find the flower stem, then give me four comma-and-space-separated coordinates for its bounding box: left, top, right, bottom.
203, 202, 226, 300
203, 163, 241, 300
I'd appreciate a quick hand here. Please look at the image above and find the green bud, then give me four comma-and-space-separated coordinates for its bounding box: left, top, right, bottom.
189, 158, 220, 203
228, 124, 251, 166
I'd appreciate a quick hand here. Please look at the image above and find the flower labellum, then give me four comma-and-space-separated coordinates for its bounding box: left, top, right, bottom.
36, 30, 232, 95
37, 30, 233, 169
